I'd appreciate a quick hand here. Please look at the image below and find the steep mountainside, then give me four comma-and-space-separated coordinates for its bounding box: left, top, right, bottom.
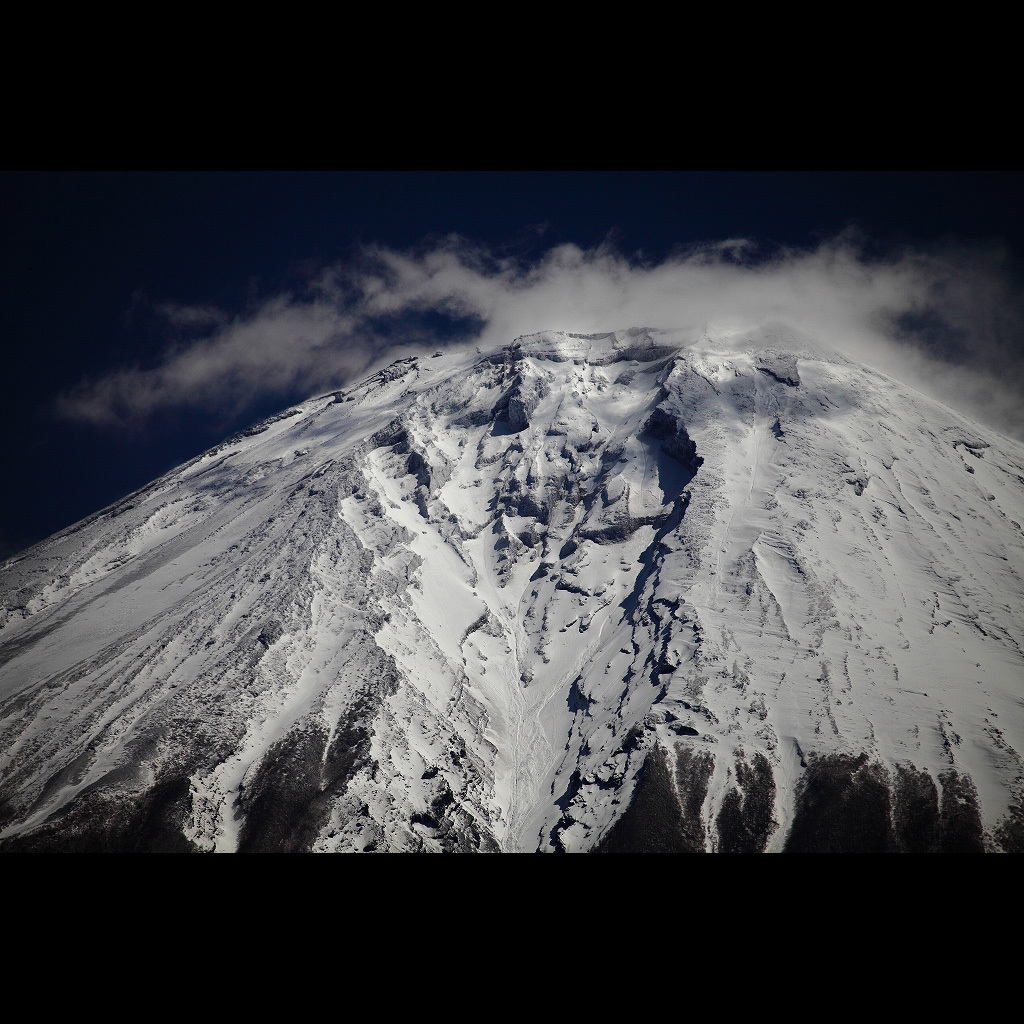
2, 325, 1023, 852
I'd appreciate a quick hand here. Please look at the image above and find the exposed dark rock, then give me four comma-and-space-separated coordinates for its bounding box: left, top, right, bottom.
567, 677, 595, 716
580, 510, 672, 546
257, 621, 283, 649
892, 764, 940, 853
715, 750, 777, 853
784, 752, 897, 852
499, 489, 546, 521
236, 694, 386, 853
596, 745, 691, 853
938, 769, 984, 853
508, 393, 536, 433
491, 371, 543, 433
622, 723, 643, 753
0, 775, 200, 853
758, 366, 800, 387
221, 407, 305, 446
645, 406, 682, 442
453, 408, 494, 429
407, 450, 431, 488
671, 724, 699, 736
995, 796, 1024, 853
643, 406, 703, 477
593, 343, 679, 366
237, 725, 337, 853
673, 745, 715, 852
368, 418, 409, 451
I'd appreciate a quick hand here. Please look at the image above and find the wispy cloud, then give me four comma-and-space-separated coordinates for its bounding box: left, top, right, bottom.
56, 232, 1024, 439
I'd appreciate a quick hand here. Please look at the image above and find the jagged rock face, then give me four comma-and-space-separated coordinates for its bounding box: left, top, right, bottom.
2, 325, 1024, 852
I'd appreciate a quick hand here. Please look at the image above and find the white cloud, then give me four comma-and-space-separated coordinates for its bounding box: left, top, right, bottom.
56, 233, 1024, 439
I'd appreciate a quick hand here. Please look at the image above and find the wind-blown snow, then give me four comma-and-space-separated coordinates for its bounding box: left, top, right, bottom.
2, 325, 1022, 851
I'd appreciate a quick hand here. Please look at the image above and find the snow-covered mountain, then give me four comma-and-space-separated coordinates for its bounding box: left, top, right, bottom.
2, 325, 1023, 852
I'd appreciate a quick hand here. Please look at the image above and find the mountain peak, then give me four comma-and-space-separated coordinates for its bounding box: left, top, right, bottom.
2, 326, 1023, 852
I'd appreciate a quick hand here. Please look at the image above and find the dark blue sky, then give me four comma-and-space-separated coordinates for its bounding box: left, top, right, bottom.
2, 171, 1021, 557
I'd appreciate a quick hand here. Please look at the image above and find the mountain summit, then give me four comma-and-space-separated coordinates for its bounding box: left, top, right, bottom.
2, 326, 1023, 852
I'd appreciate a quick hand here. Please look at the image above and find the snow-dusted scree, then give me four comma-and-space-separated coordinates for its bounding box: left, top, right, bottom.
2, 326, 1023, 852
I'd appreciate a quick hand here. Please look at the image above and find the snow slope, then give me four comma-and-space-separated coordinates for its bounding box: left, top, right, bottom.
2, 325, 1022, 852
